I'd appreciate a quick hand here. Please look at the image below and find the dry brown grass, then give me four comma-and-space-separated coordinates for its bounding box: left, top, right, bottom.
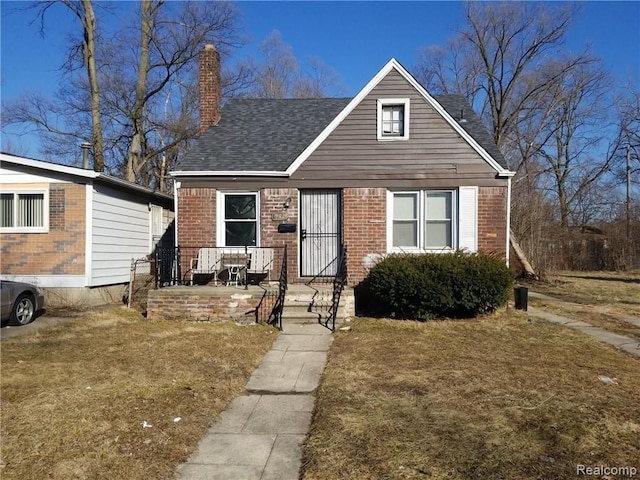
1, 308, 276, 480
302, 314, 640, 479
529, 270, 640, 315
530, 297, 640, 342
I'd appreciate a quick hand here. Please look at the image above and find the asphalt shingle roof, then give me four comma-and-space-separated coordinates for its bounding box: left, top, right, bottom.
178, 98, 351, 172
177, 95, 508, 173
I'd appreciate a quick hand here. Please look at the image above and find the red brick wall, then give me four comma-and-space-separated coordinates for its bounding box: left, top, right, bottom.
199, 45, 221, 133
147, 286, 262, 322
478, 186, 508, 257
261, 188, 299, 281
1, 183, 85, 275
343, 188, 387, 285
175, 185, 508, 285
177, 187, 216, 246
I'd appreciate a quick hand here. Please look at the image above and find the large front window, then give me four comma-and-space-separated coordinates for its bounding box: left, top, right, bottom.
0, 191, 48, 232
222, 192, 258, 246
389, 190, 455, 251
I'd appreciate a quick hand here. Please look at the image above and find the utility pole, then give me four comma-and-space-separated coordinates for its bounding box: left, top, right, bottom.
627, 146, 631, 240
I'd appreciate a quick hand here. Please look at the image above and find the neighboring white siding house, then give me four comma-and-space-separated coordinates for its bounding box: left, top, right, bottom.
0, 153, 174, 290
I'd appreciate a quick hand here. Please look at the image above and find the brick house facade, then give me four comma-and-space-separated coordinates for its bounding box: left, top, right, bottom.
172, 48, 514, 286
1, 154, 174, 290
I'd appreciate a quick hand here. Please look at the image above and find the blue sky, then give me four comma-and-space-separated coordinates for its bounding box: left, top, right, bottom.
1, 1, 639, 157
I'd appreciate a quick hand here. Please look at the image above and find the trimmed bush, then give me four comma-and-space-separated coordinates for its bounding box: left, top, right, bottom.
366, 251, 513, 320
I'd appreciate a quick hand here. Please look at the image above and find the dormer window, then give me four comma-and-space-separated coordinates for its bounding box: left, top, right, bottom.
377, 98, 410, 141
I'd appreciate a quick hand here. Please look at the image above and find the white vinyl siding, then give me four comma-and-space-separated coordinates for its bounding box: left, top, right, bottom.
91, 185, 151, 286
0, 190, 48, 233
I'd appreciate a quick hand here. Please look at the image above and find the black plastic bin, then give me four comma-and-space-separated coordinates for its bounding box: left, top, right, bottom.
514, 286, 528, 311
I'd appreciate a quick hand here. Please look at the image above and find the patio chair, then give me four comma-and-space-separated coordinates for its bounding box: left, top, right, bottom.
190, 248, 222, 285
247, 248, 274, 283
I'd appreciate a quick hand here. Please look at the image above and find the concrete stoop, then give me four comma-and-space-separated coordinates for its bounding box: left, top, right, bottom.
281, 288, 353, 328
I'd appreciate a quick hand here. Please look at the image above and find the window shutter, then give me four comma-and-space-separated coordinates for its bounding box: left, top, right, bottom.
458, 186, 477, 252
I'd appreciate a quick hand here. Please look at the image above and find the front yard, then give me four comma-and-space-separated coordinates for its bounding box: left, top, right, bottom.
0, 308, 276, 480
301, 313, 640, 479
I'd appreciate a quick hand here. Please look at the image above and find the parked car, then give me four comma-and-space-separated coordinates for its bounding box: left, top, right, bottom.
0, 281, 45, 325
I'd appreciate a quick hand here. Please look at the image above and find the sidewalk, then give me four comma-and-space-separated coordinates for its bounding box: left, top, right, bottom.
175, 323, 332, 480
526, 292, 640, 357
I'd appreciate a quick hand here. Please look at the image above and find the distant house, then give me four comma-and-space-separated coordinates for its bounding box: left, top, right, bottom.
1, 153, 174, 302
171, 46, 514, 286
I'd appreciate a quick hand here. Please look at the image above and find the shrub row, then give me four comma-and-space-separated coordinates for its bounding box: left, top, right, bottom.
366, 251, 513, 320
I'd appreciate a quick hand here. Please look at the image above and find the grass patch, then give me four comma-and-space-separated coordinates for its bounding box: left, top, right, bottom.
530, 297, 640, 342
302, 314, 640, 479
527, 270, 640, 315
1, 308, 276, 480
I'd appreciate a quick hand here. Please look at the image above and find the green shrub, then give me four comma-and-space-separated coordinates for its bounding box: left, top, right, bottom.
366, 251, 513, 320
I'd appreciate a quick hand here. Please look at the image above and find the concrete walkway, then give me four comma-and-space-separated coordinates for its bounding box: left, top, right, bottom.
526, 293, 640, 357
175, 323, 332, 480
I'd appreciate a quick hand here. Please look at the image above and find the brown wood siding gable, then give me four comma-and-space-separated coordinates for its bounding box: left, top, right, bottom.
291, 69, 497, 183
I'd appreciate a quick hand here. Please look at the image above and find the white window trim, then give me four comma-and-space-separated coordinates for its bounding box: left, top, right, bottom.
377, 98, 410, 141
386, 189, 457, 253
0, 188, 49, 233
216, 190, 260, 247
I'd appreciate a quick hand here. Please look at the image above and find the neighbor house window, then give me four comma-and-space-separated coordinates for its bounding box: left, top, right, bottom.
0, 191, 48, 233
377, 98, 410, 141
218, 192, 259, 246
388, 190, 455, 251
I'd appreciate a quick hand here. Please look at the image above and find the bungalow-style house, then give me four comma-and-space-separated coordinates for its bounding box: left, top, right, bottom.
0, 153, 174, 305
171, 45, 514, 287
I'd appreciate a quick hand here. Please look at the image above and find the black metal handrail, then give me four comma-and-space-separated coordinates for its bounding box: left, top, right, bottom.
306, 245, 347, 331
266, 244, 287, 330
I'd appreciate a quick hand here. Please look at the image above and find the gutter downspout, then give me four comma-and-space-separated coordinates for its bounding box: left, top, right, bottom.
506, 177, 512, 267
174, 181, 179, 250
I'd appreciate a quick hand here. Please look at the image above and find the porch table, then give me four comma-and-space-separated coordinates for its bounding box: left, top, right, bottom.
224, 263, 246, 286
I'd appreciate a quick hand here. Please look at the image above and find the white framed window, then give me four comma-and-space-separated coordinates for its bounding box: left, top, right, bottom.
216, 191, 259, 247
0, 190, 49, 233
377, 98, 410, 141
387, 190, 456, 252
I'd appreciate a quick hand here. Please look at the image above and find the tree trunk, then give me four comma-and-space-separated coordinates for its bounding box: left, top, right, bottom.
80, 0, 104, 172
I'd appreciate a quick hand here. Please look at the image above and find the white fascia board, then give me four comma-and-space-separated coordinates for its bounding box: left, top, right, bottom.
286, 59, 402, 176
170, 170, 289, 177
85, 183, 93, 286
389, 61, 515, 177
284, 58, 516, 178
0, 153, 100, 179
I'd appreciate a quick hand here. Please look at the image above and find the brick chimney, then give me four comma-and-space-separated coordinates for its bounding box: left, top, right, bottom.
199, 44, 221, 134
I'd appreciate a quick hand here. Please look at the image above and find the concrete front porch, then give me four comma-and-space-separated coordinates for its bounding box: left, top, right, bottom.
147, 283, 354, 327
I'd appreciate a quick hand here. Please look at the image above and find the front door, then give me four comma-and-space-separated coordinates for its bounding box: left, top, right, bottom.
299, 189, 341, 277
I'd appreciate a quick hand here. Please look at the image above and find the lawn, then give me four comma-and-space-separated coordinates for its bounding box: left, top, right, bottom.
0, 308, 276, 480
301, 313, 640, 479
526, 270, 640, 316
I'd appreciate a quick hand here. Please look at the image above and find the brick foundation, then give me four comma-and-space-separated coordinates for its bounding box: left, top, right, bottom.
147, 286, 263, 322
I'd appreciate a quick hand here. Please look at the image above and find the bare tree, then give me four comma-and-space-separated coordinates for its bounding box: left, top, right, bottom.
8, 1, 107, 170
2, 1, 245, 190
242, 30, 344, 99
414, 2, 592, 154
